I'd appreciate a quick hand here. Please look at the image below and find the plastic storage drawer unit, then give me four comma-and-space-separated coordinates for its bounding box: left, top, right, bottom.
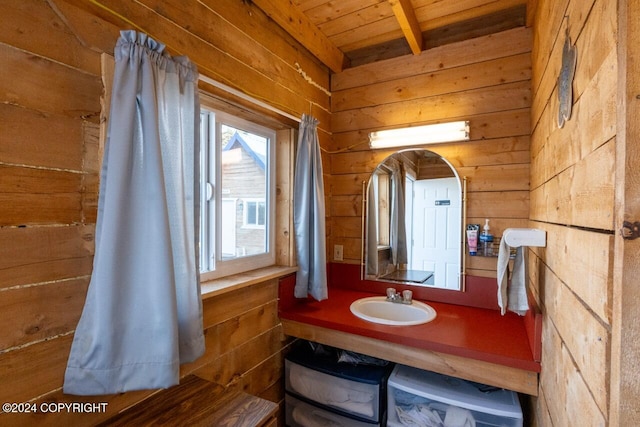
387, 365, 523, 427
285, 342, 392, 424
286, 393, 381, 427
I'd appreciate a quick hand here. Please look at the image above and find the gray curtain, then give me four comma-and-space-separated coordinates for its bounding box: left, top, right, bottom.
293, 114, 328, 300
390, 162, 408, 266
64, 31, 205, 395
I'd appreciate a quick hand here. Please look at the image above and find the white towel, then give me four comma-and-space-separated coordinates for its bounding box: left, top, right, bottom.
497, 239, 529, 316
396, 405, 443, 427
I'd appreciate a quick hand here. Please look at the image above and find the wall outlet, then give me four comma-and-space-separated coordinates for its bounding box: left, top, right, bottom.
333, 244, 344, 261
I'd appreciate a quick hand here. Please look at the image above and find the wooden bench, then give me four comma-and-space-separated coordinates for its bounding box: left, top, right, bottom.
100, 375, 278, 426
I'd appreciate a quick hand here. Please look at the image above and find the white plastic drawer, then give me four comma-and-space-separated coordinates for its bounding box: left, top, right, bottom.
286, 393, 381, 427
285, 360, 382, 422
387, 365, 523, 427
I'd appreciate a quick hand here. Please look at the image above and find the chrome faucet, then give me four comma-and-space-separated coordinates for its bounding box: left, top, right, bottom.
386, 288, 413, 304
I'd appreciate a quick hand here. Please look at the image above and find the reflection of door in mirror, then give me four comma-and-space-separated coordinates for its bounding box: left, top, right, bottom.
363, 149, 464, 291
411, 177, 461, 289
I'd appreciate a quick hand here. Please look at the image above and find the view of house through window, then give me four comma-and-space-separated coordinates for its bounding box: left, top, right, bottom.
200, 108, 276, 278
243, 199, 266, 227
372, 170, 391, 247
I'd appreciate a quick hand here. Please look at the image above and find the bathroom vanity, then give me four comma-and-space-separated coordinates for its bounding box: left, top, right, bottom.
278, 265, 541, 396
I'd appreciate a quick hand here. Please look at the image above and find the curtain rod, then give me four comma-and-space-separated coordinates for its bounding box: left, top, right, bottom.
199, 75, 301, 123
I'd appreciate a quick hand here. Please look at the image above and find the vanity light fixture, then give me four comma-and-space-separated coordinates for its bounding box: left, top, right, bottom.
368, 121, 470, 149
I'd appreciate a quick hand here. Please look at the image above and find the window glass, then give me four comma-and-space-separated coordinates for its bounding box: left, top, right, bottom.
244, 199, 266, 227
374, 171, 391, 247
200, 109, 275, 278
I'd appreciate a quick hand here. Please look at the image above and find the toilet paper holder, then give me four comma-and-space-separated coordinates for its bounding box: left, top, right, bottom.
502, 228, 546, 248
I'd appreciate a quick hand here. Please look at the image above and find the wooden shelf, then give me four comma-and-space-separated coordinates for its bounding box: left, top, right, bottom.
100, 375, 277, 427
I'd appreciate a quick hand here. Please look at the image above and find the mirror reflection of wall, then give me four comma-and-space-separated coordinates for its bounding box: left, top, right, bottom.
364, 150, 464, 291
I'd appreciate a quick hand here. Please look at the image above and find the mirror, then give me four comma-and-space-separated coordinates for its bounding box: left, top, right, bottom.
362, 149, 465, 290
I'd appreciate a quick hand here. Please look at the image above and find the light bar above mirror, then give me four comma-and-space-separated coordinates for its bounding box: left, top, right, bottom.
369, 121, 470, 149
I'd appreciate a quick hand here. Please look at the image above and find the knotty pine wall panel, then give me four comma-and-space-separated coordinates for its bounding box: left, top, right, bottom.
332, 27, 532, 91
0, 279, 291, 427
529, 0, 616, 423
332, 80, 531, 133
328, 27, 532, 278
0, 104, 84, 171
0, 165, 83, 226
0, 0, 324, 424
0, 43, 101, 120
0, 278, 89, 350
332, 53, 531, 112
0, 226, 95, 291
57, 0, 331, 136
1, 0, 103, 75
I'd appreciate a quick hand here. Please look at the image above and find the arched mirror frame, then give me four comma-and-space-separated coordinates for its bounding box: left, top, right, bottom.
360, 149, 467, 291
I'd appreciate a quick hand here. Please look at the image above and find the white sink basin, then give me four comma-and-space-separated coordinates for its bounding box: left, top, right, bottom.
349, 296, 437, 326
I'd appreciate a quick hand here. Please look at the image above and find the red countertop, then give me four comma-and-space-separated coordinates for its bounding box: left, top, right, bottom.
278, 264, 541, 373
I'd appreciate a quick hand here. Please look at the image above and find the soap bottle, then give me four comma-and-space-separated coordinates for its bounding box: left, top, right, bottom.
479, 219, 494, 255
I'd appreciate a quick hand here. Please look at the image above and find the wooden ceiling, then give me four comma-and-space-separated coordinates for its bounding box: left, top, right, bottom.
250, 0, 529, 72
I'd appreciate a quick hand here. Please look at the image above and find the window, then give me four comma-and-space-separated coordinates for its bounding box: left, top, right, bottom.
199, 108, 276, 279
372, 170, 391, 247
243, 199, 266, 227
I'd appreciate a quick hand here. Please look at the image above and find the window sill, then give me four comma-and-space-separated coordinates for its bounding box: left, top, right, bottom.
200, 265, 297, 300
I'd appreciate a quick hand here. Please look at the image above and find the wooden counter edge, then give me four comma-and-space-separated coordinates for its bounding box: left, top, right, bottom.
282, 319, 539, 396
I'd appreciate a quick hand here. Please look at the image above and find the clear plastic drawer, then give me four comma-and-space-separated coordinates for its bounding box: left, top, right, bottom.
286, 393, 381, 427
285, 360, 382, 422
387, 365, 523, 427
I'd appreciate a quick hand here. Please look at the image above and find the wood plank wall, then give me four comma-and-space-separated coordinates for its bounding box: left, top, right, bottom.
0, 0, 328, 425
528, 0, 616, 424
328, 27, 533, 278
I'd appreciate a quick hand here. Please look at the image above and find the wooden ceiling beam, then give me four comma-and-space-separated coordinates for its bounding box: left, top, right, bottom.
389, 0, 423, 55
250, 0, 347, 73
